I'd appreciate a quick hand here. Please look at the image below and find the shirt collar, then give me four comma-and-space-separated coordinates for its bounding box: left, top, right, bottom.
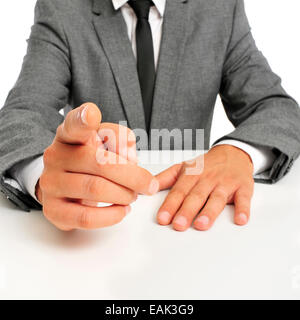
112, 0, 166, 17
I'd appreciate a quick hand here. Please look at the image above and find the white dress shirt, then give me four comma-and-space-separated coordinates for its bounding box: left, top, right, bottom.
11, 0, 275, 202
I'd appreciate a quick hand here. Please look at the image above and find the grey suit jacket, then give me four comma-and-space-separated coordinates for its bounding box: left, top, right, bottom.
0, 0, 300, 211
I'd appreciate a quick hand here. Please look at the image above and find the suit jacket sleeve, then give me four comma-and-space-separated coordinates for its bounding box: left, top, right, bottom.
0, 0, 70, 210
214, 0, 300, 183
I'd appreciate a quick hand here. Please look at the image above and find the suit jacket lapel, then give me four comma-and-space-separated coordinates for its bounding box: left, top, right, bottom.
92, 0, 146, 131
150, 0, 189, 129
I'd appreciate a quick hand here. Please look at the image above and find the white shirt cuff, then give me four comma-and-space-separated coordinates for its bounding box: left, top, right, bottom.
9, 156, 44, 203
214, 140, 276, 176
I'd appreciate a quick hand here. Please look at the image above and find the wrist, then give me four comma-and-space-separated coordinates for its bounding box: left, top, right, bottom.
211, 144, 254, 171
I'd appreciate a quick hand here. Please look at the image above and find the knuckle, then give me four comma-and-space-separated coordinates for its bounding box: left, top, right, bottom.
43, 146, 56, 166
123, 191, 137, 205
84, 177, 98, 196
238, 192, 252, 202
56, 123, 63, 136
189, 181, 209, 195
187, 189, 203, 200
213, 188, 228, 201
186, 191, 205, 203
223, 177, 236, 187
203, 170, 217, 181
78, 207, 92, 229
63, 116, 74, 136
169, 188, 186, 201
39, 171, 51, 192
239, 184, 254, 198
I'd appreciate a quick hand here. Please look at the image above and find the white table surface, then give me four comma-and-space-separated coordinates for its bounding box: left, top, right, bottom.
0, 151, 300, 300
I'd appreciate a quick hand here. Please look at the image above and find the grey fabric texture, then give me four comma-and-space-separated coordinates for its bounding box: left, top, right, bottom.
0, 0, 300, 210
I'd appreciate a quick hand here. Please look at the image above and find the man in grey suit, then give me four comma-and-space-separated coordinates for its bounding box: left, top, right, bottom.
0, 0, 299, 231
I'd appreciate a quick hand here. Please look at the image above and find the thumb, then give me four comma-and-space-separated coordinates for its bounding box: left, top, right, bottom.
56, 102, 102, 145
155, 163, 182, 191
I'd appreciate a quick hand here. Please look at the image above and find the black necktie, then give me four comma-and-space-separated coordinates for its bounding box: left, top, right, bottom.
128, 0, 156, 132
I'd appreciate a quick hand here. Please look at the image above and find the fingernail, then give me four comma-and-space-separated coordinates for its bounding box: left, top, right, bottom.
173, 216, 188, 228
81, 105, 89, 125
158, 211, 171, 225
148, 178, 159, 195
125, 206, 131, 215
195, 216, 210, 229
236, 213, 248, 225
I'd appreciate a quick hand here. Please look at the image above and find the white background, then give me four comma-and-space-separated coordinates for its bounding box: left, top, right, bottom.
0, 1, 300, 300
0, 0, 299, 144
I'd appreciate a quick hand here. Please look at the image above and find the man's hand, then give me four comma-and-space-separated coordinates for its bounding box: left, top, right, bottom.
156, 145, 254, 231
37, 103, 159, 231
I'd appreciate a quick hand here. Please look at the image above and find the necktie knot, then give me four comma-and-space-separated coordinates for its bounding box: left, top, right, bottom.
128, 0, 154, 20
